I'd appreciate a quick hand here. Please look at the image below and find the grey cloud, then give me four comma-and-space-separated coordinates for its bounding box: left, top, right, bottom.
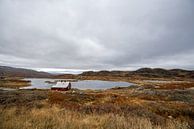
0, 0, 194, 71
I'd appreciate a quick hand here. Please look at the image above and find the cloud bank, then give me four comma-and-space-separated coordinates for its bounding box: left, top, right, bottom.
0, 0, 194, 71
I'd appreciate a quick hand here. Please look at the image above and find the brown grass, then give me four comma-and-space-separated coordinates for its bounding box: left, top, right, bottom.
0, 106, 190, 129
47, 89, 194, 127
0, 78, 30, 88
0, 78, 194, 129
156, 82, 194, 89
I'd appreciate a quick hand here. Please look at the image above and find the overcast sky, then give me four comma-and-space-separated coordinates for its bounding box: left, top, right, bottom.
0, 0, 194, 73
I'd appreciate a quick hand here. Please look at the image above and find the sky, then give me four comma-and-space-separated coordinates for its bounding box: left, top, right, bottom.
0, 0, 194, 73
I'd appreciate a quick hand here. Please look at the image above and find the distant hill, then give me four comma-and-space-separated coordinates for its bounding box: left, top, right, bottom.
0, 66, 53, 78
132, 68, 194, 78
54, 74, 77, 79
2, 65, 193, 79
80, 68, 194, 79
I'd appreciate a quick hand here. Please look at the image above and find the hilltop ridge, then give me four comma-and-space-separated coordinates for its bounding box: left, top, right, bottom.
0, 66, 52, 78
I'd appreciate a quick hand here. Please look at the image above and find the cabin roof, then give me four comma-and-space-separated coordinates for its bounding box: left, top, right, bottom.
52, 82, 70, 88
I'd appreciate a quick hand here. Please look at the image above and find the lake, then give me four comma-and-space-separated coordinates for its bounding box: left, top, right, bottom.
21, 78, 134, 90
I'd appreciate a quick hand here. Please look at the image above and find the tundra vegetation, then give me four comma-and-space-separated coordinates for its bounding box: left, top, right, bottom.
0, 78, 30, 88
0, 68, 194, 129
0, 79, 194, 129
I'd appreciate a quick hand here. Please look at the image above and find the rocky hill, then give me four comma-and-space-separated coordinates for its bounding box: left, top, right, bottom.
80, 68, 194, 79
2, 65, 193, 79
0, 66, 52, 78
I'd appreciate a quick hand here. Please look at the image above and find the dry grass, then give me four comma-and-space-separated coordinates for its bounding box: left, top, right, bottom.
137, 81, 194, 90
0, 78, 194, 129
156, 82, 194, 89
0, 78, 30, 88
0, 106, 190, 129
47, 89, 194, 127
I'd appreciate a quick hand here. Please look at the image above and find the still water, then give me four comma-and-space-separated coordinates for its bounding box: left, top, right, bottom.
21, 78, 134, 90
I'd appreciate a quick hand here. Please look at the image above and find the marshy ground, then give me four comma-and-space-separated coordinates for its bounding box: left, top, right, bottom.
0, 78, 194, 129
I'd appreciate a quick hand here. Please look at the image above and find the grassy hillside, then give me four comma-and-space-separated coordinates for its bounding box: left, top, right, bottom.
0, 66, 52, 78
80, 68, 194, 79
